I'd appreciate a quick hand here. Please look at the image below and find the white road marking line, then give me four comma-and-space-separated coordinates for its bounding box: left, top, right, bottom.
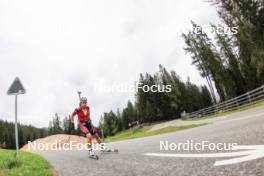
144, 145, 264, 166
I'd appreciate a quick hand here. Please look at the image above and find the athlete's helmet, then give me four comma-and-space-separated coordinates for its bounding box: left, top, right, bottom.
80, 97, 87, 103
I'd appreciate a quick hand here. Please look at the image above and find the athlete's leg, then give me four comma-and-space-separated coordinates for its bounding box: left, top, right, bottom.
94, 133, 101, 144
87, 122, 102, 144
79, 123, 92, 148
86, 133, 92, 146
86, 133, 95, 156
88, 125, 112, 152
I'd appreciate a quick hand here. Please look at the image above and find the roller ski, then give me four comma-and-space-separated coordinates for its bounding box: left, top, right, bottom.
88, 149, 99, 160
101, 147, 118, 153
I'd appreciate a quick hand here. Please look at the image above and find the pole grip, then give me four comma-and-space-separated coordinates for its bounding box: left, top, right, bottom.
77, 91, 82, 101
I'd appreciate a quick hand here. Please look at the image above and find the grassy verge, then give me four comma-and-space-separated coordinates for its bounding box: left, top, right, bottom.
184, 100, 264, 121
0, 149, 57, 176
104, 123, 206, 143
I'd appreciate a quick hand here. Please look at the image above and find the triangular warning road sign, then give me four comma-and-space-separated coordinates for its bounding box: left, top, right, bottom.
7, 77, 26, 95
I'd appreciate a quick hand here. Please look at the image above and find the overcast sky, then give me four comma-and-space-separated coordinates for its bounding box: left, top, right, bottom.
0, 0, 219, 127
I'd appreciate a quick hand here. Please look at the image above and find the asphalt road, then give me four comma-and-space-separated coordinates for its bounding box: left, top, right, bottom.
38, 106, 264, 176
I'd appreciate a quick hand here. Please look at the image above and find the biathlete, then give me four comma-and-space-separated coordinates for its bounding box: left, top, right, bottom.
71, 97, 103, 156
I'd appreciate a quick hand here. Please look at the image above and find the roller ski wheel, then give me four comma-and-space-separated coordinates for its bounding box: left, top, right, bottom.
89, 154, 99, 160
88, 150, 99, 160
102, 148, 118, 153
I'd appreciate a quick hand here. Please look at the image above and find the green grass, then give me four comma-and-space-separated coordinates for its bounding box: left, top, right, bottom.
0, 149, 57, 176
104, 123, 206, 143
184, 100, 264, 121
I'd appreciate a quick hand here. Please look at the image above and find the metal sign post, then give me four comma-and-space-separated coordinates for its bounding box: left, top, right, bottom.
7, 77, 26, 157
14, 95, 19, 156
